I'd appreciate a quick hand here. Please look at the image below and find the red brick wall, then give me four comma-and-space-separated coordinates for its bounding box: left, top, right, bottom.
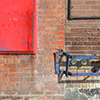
66, 0, 100, 55
0, 0, 100, 100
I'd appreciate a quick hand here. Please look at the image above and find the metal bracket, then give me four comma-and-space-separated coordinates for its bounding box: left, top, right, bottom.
54, 50, 100, 77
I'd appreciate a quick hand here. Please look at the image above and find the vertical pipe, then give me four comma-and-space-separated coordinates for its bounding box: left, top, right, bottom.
68, 0, 72, 20
66, 55, 70, 76
55, 52, 60, 74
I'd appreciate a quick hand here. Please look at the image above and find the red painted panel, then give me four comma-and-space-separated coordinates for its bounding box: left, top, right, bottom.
0, 0, 37, 54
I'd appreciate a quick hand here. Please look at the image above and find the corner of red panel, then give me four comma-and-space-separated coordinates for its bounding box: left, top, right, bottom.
33, 0, 37, 55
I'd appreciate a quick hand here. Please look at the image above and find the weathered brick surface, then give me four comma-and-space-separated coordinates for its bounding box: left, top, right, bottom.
0, 0, 100, 100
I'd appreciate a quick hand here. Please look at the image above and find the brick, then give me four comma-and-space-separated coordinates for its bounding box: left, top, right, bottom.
66, 33, 78, 36
71, 51, 85, 54
24, 68, 34, 72
10, 68, 23, 72
24, 77, 34, 81
38, 13, 51, 18
58, 17, 65, 22
72, 10, 85, 14
87, 51, 98, 55
52, 96, 64, 99
45, 18, 58, 22
45, 54, 53, 59
38, 9, 44, 13
52, 22, 65, 26
54, 4, 65, 8
39, 0, 45, 4
59, 45, 65, 49
38, 23, 51, 27
48, 5, 54, 8
59, 0, 65, 3
72, 1, 84, 4
52, 41, 64, 44
65, 37, 74, 41
17, 73, 31, 77
51, 50, 58, 54
46, 0, 58, 3
55, 32, 65, 35
75, 37, 88, 41
76, 6, 89, 9
45, 27, 57, 31
0, 78, 10, 81
38, 18, 45, 22
10, 96, 23, 100
38, 27, 44, 31
7, 59, 13, 63
0, 59, 6, 63
85, 1, 97, 4
4, 73, 17, 77
92, 33, 100, 36
45, 91, 58, 95
11, 78, 23, 81
78, 24, 91, 27
42, 59, 48, 63
4, 64, 16, 68
84, 42, 98, 45
4, 91, 16, 95
18, 82, 31, 86
0, 96, 9, 99
79, 47, 92, 50
92, 47, 100, 50
14, 59, 20, 63
0, 87, 7, 91
17, 64, 31, 67
92, 24, 100, 27
71, 28, 84, 32
91, 6, 100, 9
52, 13, 65, 17
58, 36, 65, 40
45, 9, 58, 13
47, 31, 53, 35
58, 27, 65, 30
44, 45, 57, 49
72, 42, 84, 45
4, 82, 17, 86
38, 4, 47, 9
32, 91, 43, 95
0, 73, 3, 77
79, 33, 91, 36
58, 9, 65, 13
39, 32, 47, 35
0, 64, 3, 68
0, 68, 9, 72
39, 96, 51, 99
0, 55, 3, 58
65, 42, 71, 45
85, 28, 97, 32
66, 47, 77, 50
88, 37, 95, 41
18, 91, 30, 95
3, 55, 16, 58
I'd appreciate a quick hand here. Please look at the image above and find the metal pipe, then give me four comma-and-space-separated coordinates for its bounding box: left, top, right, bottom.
71, 17, 100, 20
68, 0, 72, 20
